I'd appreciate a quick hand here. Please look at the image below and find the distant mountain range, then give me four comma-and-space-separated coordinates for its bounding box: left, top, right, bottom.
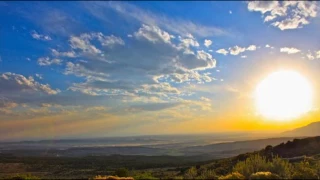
282, 121, 320, 137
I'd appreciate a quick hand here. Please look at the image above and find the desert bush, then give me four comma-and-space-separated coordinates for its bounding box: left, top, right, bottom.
269, 156, 293, 179
92, 175, 134, 180
316, 161, 320, 177
291, 161, 319, 179
183, 166, 197, 179
8, 174, 40, 180
133, 171, 158, 180
233, 154, 271, 178
172, 176, 184, 179
196, 169, 218, 179
114, 168, 130, 177
218, 172, 245, 179
249, 171, 280, 179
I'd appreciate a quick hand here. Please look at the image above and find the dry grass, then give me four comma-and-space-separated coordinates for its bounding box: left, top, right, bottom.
92, 175, 134, 180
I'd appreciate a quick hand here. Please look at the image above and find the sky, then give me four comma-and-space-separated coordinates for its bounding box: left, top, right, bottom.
1, 1, 320, 141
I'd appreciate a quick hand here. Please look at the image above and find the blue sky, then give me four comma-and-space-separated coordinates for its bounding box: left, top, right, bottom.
1, 1, 320, 141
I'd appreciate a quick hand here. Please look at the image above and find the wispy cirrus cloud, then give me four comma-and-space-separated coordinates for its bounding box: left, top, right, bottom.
83, 1, 229, 38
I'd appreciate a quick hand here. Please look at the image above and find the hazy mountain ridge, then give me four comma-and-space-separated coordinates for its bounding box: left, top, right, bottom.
282, 121, 320, 137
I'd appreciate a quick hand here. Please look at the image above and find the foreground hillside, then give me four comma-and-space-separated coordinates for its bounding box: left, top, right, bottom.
184, 136, 320, 179
92, 136, 320, 179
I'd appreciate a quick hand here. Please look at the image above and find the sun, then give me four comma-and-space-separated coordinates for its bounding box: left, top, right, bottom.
255, 70, 313, 121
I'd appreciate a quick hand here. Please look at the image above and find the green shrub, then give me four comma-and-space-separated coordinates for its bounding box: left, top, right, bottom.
292, 161, 319, 179
269, 156, 293, 179
172, 176, 184, 180
184, 166, 198, 179
218, 172, 245, 179
233, 154, 271, 178
8, 174, 40, 180
196, 169, 218, 179
316, 161, 320, 177
114, 168, 130, 177
133, 171, 158, 180
92, 175, 134, 180
249, 171, 280, 179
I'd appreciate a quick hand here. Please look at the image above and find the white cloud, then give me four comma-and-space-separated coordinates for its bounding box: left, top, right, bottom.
229, 45, 257, 55
229, 46, 246, 55
64, 24, 217, 97
0, 101, 18, 109
31, 31, 52, 41
246, 45, 257, 51
248, 1, 280, 14
241, 55, 247, 58
37, 57, 62, 66
134, 24, 172, 43
216, 48, 228, 55
51, 49, 77, 58
70, 34, 101, 54
67, 32, 125, 57
204, 39, 212, 47
91, 33, 125, 47
200, 97, 211, 102
265, 44, 270, 48
26, 58, 31, 61
0, 99, 18, 115
179, 37, 200, 49
248, 1, 317, 30
35, 74, 43, 79
229, 10, 232, 14
306, 52, 315, 60
0, 72, 60, 95
316, 51, 320, 59
280, 47, 301, 54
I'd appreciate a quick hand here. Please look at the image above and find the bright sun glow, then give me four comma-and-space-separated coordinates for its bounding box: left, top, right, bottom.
255, 70, 313, 121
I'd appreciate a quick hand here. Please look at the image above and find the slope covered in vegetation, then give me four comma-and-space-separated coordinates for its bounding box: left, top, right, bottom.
180, 136, 320, 179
